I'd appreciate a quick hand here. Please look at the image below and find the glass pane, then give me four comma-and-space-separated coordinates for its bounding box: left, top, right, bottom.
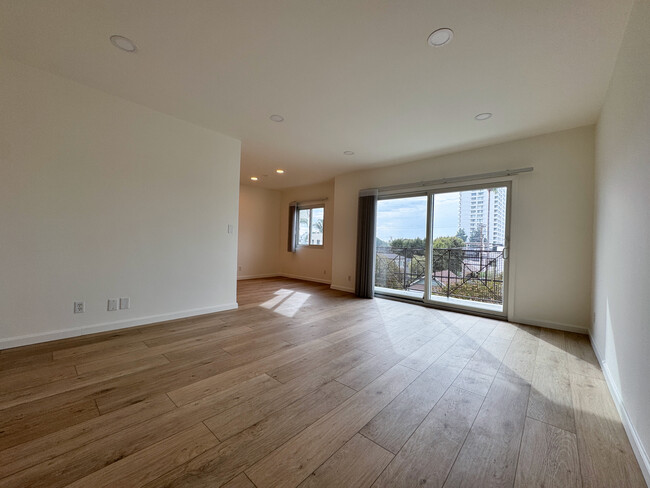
431, 186, 507, 311
298, 209, 310, 245
374, 196, 428, 296
310, 207, 324, 245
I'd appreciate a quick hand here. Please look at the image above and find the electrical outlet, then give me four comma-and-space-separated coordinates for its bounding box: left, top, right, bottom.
238, 265, 242, 271
107, 299, 118, 312
74, 301, 85, 314
347, 275, 352, 282
323, 269, 327, 275
227, 224, 233, 234
119, 297, 130, 310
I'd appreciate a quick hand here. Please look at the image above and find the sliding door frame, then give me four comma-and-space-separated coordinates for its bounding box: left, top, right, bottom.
374, 179, 513, 320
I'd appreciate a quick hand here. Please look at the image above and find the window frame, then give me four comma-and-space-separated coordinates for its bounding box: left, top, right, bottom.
296, 204, 325, 248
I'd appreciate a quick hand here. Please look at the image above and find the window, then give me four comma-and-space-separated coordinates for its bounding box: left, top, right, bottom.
297, 206, 324, 246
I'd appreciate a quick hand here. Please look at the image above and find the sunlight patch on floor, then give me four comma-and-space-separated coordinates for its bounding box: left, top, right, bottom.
260, 289, 294, 310
260, 289, 312, 317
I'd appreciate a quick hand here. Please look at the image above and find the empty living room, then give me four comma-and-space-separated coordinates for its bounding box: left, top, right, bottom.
1, 1, 649, 487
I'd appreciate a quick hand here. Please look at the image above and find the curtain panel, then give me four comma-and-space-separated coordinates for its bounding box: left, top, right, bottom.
355, 189, 378, 298
287, 201, 297, 252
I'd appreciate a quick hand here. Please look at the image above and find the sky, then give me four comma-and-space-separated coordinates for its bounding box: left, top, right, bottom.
376, 192, 461, 242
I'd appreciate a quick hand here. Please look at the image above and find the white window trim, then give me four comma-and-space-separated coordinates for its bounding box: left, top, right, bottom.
296, 205, 325, 248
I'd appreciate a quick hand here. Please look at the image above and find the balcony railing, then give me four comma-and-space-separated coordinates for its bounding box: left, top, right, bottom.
375, 246, 504, 304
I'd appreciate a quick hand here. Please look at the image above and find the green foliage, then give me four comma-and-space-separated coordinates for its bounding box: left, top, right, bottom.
455, 228, 468, 242
432, 236, 465, 249
469, 228, 485, 244
388, 237, 424, 250
388, 237, 425, 258
430, 236, 466, 275
433, 279, 503, 304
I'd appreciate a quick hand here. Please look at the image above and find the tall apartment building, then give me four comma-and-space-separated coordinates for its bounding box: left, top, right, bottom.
458, 187, 507, 247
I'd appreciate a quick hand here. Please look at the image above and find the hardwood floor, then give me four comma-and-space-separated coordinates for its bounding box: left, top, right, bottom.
0, 278, 646, 488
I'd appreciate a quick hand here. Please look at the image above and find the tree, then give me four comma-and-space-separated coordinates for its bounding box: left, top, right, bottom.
432, 236, 465, 249
469, 227, 484, 244
388, 237, 425, 258
455, 228, 468, 242
431, 236, 465, 276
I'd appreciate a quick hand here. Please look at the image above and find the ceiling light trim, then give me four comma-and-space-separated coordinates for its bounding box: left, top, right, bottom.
427, 28, 454, 47
109, 35, 137, 53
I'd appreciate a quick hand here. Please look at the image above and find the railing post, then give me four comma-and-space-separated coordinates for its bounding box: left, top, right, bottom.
447, 249, 451, 298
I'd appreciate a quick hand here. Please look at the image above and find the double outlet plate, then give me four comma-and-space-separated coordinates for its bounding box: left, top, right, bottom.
108, 298, 130, 311
73, 298, 130, 313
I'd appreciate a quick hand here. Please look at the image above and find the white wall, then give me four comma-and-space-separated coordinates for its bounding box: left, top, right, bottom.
332, 126, 595, 331
592, 0, 650, 478
237, 184, 281, 279
0, 57, 241, 349
279, 181, 335, 284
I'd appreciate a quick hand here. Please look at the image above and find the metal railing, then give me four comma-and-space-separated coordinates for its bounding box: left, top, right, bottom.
375, 246, 504, 304
375, 247, 427, 292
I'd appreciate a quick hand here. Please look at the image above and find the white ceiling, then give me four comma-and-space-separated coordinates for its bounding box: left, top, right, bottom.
0, 0, 633, 189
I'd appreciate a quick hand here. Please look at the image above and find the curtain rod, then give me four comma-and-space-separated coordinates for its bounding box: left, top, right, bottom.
364, 167, 534, 193
290, 197, 329, 206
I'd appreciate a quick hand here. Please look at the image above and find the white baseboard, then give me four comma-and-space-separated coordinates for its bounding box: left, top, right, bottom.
237, 273, 332, 285
237, 273, 280, 280
0, 303, 239, 350
510, 317, 589, 335
279, 273, 331, 285
589, 337, 650, 486
330, 284, 355, 294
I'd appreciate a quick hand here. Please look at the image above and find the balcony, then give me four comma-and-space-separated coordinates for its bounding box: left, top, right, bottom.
375, 246, 505, 305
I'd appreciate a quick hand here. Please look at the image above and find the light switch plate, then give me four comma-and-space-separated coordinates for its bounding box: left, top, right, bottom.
107, 299, 118, 311
119, 297, 130, 310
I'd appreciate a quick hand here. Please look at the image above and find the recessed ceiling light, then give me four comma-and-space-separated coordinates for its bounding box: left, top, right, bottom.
276, 169, 285, 174
474, 113, 493, 121
343, 151, 355, 156
269, 114, 284, 122
427, 28, 454, 47
110, 35, 137, 53
250, 176, 259, 181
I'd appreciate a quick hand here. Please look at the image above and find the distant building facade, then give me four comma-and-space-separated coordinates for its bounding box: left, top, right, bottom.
458, 187, 507, 247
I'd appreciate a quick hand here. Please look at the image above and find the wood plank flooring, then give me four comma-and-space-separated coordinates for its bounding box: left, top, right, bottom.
0, 278, 646, 488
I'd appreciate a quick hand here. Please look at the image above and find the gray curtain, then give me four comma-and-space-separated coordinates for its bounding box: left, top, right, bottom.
287, 202, 297, 252
355, 189, 378, 298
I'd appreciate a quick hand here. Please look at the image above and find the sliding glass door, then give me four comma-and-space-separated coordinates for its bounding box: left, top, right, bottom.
426, 183, 509, 315
374, 182, 510, 317
374, 195, 428, 299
